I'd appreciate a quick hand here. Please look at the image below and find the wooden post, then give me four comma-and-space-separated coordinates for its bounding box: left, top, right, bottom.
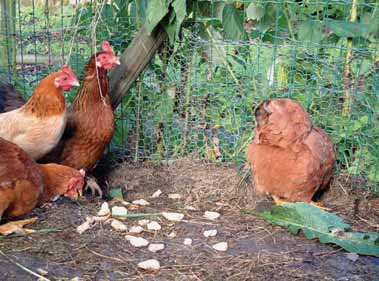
0, 0, 16, 76
109, 25, 167, 109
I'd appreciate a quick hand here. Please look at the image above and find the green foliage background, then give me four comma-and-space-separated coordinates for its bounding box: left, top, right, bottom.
2, 0, 379, 192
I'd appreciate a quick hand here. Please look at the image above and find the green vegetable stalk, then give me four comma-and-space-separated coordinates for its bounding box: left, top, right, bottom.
342, 0, 358, 117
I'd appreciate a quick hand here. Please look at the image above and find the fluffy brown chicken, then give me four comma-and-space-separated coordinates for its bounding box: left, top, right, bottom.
0, 137, 85, 235
246, 98, 336, 207
0, 66, 79, 160
40, 41, 120, 197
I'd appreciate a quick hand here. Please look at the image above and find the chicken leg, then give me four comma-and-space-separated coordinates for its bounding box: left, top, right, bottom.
272, 195, 331, 211
85, 175, 103, 198
0, 217, 38, 235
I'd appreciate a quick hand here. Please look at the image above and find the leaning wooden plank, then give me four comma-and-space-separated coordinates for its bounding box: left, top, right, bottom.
108, 25, 167, 109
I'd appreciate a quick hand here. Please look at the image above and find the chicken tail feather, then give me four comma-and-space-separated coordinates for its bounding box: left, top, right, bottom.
0, 82, 26, 113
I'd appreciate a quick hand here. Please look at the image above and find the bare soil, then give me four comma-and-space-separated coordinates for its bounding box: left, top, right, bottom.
0, 157, 378, 281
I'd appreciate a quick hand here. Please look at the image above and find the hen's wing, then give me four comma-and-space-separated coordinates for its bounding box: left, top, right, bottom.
0, 83, 26, 113
0, 138, 38, 182
304, 126, 336, 189
37, 108, 77, 164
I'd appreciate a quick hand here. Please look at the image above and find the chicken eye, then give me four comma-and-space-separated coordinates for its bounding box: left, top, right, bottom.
63, 77, 68, 81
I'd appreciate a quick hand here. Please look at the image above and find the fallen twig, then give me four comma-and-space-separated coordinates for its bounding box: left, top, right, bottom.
0, 228, 58, 239
0, 250, 51, 281
313, 248, 343, 257
86, 247, 129, 263
358, 216, 379, 228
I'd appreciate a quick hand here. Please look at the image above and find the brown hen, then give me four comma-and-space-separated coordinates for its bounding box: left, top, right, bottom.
246, 98, 336, 207
0, 137, 85, 235
40, 41, 120, 197
0, 66, 79, 160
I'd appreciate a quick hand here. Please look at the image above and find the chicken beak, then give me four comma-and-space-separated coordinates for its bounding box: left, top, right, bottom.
72, 78, 80, 87
114, 57, 121, 65
71, 192, 79, 200
70, 189, 82, 201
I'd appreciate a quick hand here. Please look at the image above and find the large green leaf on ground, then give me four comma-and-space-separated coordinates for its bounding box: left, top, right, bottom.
222, 4, 245, 40
255, 202, 379, 257
145, 0, 174, 34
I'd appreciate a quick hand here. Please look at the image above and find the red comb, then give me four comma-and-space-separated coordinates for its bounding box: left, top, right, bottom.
59, 65, 78, 82
101, 41, 113, 53
60, 65, 74, 74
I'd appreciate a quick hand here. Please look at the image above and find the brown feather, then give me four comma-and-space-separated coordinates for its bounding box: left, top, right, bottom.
20, 72, 66, 117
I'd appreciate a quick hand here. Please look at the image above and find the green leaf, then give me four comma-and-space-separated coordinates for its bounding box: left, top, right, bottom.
153, 90, 174, 123
368, 169, 379, 182
298, 20, 323, 45
258, 2, 279, 32
305, 1, 325, 14
228, 53, 247, 70
70, 6, 92, 28
145, 0, 174, 34
348, 148, 379, 183
109, 187, 124, 199
130, 0, 148, 25
352, 115, 369, 131
213, 2, 226, 20
255, 203, 379, 257
172, 0, 186, 34
165, 0, 186, 44
165, 10, 177, 44
222, 4, 245, 40
361, 10, 379, 35
246, 3, 265, 21
325, 20, 370, 38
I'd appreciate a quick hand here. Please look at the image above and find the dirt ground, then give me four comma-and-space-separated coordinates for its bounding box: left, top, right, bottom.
0, 157, 379, 281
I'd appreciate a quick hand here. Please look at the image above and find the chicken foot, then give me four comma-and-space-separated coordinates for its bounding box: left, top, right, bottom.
308, 201, 331, 211
0, 217, 38, 235
85, 175, 103, 198
272, 195, 331, 211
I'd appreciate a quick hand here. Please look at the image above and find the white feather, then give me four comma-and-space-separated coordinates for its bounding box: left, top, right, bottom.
0, 109, 67, 159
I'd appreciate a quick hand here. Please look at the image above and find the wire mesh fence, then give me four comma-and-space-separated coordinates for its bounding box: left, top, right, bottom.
1, 0, 378, 191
